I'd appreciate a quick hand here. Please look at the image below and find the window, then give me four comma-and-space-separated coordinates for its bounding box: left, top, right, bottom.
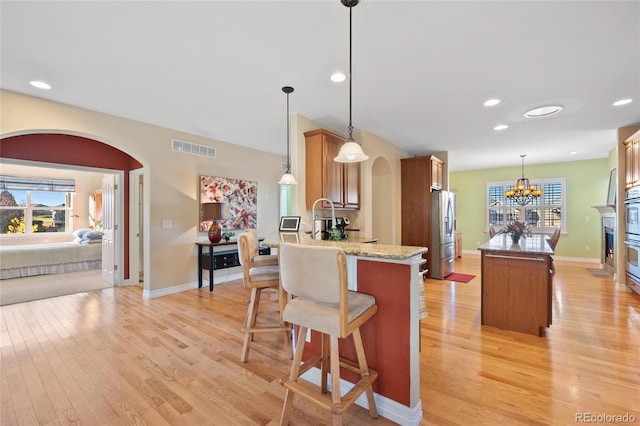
487, 178, 566, 232
0, 176, 75, 235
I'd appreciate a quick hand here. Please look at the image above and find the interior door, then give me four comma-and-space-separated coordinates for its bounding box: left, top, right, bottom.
101, 174, 116, 284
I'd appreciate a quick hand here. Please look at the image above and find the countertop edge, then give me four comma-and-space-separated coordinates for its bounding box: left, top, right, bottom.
262, 232, 427, 261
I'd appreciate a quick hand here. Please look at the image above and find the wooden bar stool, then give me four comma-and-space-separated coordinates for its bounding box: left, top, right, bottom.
238, 231, 291, 363
278, 243, 378, 425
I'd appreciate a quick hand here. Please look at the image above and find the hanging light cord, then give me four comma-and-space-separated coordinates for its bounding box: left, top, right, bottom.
347, 2, 354, 142
286, 90, 291, 173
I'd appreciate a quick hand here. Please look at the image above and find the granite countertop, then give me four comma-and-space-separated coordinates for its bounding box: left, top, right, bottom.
478, 233, 554, 255
262, 232, 427, 261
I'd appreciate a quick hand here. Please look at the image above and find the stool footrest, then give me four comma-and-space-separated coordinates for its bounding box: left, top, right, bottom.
241, 325, 290, 333
281, 369, 379, 415
332, 369, 378, 415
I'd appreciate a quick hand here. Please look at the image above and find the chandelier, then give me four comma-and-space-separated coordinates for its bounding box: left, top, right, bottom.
504, 154, 542, 206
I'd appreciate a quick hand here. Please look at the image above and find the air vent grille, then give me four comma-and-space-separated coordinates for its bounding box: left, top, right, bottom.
172, 139, 216, 159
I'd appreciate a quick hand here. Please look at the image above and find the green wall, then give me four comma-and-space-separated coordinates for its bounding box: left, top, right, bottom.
450, 158, 610, 259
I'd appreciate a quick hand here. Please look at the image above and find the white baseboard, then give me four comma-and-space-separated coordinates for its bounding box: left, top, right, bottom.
142, 272, 244, 299
300, 368, 423, 426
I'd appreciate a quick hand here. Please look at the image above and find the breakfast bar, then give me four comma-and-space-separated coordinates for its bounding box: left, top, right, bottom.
263, 233, 427, 426
478, 233, 554, 337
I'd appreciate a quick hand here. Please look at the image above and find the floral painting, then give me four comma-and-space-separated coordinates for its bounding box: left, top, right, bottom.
200, 176, 257, 231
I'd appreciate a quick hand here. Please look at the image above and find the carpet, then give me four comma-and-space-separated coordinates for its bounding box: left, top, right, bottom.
586, 268, 614, 279
446, 272, 476, 283
0, 269, 112, 306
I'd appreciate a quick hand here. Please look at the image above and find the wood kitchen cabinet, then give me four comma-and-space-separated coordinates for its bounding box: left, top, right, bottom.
479, 235, 554, 337
305, 128, 360, 210
401, 154, 446, 277
625, 129, 640, 189
430, 155, 444, 190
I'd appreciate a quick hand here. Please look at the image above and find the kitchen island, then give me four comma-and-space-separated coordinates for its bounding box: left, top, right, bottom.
478, 234, 554, 337
263, 232, 427, 426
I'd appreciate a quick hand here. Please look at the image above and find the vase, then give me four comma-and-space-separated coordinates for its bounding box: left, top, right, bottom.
208, 221, 222, 243
511, 234, 521, 244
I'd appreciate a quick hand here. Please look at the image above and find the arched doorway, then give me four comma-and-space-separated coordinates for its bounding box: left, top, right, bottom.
0, 133, 144, 284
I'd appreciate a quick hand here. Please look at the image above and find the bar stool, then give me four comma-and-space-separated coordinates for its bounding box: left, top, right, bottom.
278, 243, 378, 425
238, 231, 291, 363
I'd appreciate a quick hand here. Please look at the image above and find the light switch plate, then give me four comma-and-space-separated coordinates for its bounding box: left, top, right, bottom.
162, 220, 172, 229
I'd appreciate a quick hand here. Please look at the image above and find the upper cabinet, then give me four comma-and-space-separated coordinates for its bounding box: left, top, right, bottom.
430, 155, 444, 190
305, 129, 360, 210
625, 129, 640, 189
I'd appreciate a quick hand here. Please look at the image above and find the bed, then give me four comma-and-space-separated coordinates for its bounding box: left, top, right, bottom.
0, 241, 102, 280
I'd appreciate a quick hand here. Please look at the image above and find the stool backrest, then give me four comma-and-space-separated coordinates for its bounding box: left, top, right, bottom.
279, 243, 345, 304
238, 232, 251, 267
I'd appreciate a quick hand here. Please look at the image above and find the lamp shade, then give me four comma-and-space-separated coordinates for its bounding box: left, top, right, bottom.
334, 140, 369, 163
201, 202, 223, 221
278, 172, 298, 185
201, 202, 223, 243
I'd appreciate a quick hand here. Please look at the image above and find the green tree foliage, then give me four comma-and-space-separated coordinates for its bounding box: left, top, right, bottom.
0, 190, 24, 233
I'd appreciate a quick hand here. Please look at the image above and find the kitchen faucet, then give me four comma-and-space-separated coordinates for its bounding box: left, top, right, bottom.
311, 198, 336, 240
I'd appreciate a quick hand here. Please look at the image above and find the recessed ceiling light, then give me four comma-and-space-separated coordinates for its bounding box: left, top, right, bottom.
493, 124, 509, 131
484, 99, 501, 107
524, 105, 563, 118
30, 80, 51, 90
570, 151, 579, 155
330, 72, 346, 83
612, 98, 633, 106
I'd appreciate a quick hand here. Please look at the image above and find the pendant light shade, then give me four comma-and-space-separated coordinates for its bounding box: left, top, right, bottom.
334, 0, 369, 163
278, 172, 297, 185
278, 86, 298, 185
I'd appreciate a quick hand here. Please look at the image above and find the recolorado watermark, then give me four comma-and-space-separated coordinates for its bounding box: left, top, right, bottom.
576, 413, 637, 423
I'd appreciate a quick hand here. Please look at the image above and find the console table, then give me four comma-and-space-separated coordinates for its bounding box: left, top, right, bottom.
195, 239, 269, 291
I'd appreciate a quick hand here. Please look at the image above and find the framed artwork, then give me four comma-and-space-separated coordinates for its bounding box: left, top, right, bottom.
200, 176, 257, 230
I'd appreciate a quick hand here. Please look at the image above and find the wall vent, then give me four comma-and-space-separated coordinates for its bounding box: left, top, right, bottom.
172, 139, 216, 159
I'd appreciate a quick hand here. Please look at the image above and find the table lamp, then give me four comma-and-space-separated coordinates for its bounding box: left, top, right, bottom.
201, 202, 223, 243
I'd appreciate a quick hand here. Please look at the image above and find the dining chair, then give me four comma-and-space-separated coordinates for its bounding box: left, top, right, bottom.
547, 227, 561, 251
489, 223, 499, 238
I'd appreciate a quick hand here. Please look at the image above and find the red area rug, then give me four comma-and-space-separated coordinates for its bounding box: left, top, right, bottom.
445, 272, 476, 283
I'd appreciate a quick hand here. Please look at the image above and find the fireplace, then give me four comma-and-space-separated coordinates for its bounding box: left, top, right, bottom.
593, 206, 616, 275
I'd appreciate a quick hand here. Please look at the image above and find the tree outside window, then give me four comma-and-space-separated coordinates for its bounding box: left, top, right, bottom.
0, 189, 72, 235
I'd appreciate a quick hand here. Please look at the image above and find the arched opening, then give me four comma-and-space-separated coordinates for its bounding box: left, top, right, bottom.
0, 133, 143, 282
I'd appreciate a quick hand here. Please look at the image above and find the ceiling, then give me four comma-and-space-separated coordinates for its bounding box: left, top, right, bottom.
1, 1, 639, 172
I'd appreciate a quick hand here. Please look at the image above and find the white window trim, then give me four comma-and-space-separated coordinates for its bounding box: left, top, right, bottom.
486, 177, 566, 234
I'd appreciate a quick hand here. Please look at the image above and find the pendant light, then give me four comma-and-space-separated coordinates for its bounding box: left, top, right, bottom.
334, 0, 369, 163
278, 86, 298, 185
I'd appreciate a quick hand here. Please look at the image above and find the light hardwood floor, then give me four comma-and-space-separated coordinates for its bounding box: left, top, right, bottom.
1, 255, 638, 425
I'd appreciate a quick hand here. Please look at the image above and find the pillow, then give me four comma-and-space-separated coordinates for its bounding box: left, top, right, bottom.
83, 230, 103, 240
73, 228, 92, 239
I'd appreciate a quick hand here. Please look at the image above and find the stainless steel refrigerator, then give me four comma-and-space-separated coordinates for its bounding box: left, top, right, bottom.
431, 190, 456, 279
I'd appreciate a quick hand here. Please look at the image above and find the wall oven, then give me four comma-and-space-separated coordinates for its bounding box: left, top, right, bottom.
624, 188, 640, 284
624, 235, 640, 281
625, 189, 640, 236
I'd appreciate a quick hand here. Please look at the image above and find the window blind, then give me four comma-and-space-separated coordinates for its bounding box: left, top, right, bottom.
0, 175, 76, 192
